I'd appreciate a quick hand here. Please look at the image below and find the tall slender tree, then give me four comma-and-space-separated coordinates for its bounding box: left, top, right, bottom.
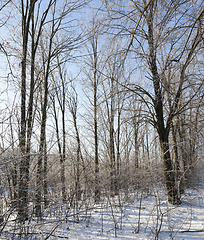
18, 0, 36, 222
67, 87, 82, 202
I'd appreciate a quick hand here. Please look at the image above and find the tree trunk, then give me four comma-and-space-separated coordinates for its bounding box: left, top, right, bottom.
110, 77, 117, 196
52, 94, 66, 203
0, 177, 3, 224
116, 106, 121, 190
73, 115, 81, 202
147, 0, 179, 204
62, 105, 66, 203
18, 0, 35, 222
68, 92, 82, 202
93, 38, 100, 202
159, 134, 180, 204
35, 28, 52, 218
43, 140, 48, 208
94, 77, 100, 202
133, 118, 139, 170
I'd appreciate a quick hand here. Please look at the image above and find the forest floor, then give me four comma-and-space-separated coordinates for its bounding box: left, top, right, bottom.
1, 176, 204, 239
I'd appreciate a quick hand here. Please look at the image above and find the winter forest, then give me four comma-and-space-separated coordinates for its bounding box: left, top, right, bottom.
0, 0, 204, 239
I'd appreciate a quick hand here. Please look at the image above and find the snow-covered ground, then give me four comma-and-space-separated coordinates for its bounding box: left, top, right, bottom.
43, 190, 204, 240
1, 179, 204, 239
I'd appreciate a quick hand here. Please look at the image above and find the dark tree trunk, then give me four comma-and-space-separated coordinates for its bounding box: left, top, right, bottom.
61, 105, 66, 203
147, 1, 179, 204
116, 107, 121, 189
35, 27, 52, 218
18, 0, 35, 222
52, 95, 66, 203
43, 140, 48, 208
110, 77, 117, 196
93, 38, 100, 202
159, 134, 180, 204
73, 115, 81, 202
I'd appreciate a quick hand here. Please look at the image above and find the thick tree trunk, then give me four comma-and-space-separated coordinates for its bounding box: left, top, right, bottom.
159, 135, 180, 204
147, 0, 179, 204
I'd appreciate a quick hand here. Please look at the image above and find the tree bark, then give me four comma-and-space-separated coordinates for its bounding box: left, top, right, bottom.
110, 77, 117, 196
73, 114, 81, 202
52, 96, 66, 203
43, 139, 48, 208
159, 134, 180, 204
92, 37, 100, 202
147, 0, 179, 204
18, 0, 35, 222
35, 24, 53, 218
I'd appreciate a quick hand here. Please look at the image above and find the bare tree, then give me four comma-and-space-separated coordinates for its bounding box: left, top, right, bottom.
91, 21, 101, 203
82, 16, 101, 201
98, 39, 125, 196
14, 0, 57, 221
67, 87, 82, 202
104, 0, 204, 204
34, 0, 90, 218
18, 0, 36, 222
50, 61, 68, 203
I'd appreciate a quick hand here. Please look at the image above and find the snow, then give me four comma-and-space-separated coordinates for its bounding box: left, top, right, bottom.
1, 180, 204, 239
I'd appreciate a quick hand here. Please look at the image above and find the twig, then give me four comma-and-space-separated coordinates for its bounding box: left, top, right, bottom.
179, 229, 204, 233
